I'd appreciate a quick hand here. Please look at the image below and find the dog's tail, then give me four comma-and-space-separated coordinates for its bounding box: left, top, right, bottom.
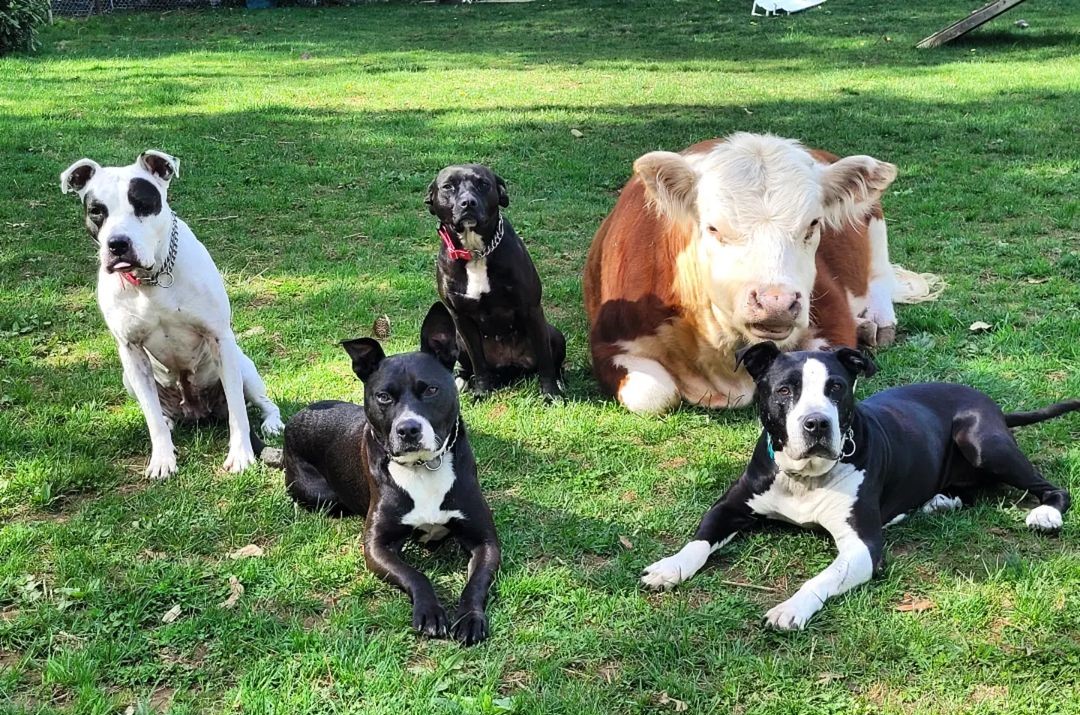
1005, 400, 1080, 428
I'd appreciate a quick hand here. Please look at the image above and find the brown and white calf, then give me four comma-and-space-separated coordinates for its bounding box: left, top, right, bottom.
584, 132, 921, 415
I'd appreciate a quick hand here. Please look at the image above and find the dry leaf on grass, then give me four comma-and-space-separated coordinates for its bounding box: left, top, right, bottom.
894, 594, 935, 613
968, 321, 992, 333
656, 692, 688, 712
570, 128, 584, 138
220, 576, 244, 609
229, 544, 264, 559
618, 535, 634, 550
161, 604, 182, 624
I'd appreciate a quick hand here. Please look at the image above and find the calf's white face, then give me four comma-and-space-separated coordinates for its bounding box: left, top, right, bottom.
60, 151, 180, 277
634, 133, 897, 347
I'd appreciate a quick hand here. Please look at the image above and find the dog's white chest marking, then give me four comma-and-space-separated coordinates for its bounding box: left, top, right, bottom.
747, 462, 864, 530
388, 455, 466, 542
463, 258, 491, 301
458, 228, 491, 301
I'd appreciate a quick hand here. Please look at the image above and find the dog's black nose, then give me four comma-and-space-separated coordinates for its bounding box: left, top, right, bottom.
396, 419, 423, 441
802, 413, 831, 437
458, 195, 477, 209
107, 236, 130, 256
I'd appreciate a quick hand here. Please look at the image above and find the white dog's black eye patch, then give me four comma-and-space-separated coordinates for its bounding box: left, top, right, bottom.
128, 178, 162, 217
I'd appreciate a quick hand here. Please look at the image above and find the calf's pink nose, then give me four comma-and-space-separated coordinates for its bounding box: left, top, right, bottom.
748, 287, 802, 319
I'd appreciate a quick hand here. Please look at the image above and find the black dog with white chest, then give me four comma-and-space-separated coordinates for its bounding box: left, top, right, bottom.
428, 164, 566, 400
282, 303, 500, 645
643, 343, 1076, 630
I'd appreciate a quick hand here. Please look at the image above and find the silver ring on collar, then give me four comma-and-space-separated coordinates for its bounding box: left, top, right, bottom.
840, 428, 856, 459
385, 417, 461, 470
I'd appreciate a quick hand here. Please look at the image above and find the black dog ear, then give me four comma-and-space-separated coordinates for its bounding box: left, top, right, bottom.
834, 347, 877, 379
419, 301, 459, 371
495, 174, 509, 208
341, 338, 386, 382
424, 179, 437, 213
735, 342, 782, 381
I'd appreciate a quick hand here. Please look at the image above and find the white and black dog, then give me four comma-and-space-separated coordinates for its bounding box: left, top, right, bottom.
427, 164, 566, 400
60, 151, 283, 478
282, 303, 500, 645
643, 343, 1075, 630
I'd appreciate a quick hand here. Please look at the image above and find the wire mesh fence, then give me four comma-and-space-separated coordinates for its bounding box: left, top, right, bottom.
50, 0, 330, 17
51, 0, 221, 16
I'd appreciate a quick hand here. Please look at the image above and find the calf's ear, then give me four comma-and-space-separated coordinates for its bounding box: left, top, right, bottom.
736, 342, 782, 382
819, 155, 896, 228
634, 151, 698, 224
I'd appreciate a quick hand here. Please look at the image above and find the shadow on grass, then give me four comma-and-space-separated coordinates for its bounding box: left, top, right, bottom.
34, 1, 1080, 70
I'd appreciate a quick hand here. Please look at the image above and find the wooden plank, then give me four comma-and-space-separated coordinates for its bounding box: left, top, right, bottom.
917, 0, 1029, 49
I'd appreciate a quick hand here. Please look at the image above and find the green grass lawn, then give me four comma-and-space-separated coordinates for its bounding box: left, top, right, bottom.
1, 0, 1079, 712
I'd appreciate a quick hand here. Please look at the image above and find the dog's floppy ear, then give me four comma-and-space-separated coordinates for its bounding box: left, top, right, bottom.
834, 347, 877, 379
137, 150, 180, 186
341, 338, 386, 383
425, 180, 438, 215
495, 174, 509, 208
735, 342, 782, 382
419, 301, 459, 371
60, 159, 101, 196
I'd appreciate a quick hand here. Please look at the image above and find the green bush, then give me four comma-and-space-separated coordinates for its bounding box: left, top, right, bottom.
0, 0, 49, 55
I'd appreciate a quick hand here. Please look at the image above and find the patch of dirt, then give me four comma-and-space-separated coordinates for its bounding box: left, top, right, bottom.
0, 650, 21, 670
970, 684, 1008, 704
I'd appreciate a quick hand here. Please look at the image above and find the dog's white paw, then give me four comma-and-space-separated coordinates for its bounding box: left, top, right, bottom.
145, 451, 177, 480
922, 494, 963, 514
261, 414, 285, 437
640, 540, 711, 590
223, 444, 257, 473
764, 592, 820, 631
1026, 505, 1063, 532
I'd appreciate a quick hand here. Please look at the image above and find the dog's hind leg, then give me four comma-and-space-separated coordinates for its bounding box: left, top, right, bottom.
953, 419, 1071, 531
238, 350, 284, 436
284, 452, 348, 517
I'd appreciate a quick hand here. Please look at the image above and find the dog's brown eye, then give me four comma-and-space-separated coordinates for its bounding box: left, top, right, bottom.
423, 385, 439, 398
776, 385, 792, 397
827, 381, 844, 395
441, 183, 452, 191
374, 392, 393, 405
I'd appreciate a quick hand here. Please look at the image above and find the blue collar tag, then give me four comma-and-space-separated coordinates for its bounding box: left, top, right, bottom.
766, 433, 775, 460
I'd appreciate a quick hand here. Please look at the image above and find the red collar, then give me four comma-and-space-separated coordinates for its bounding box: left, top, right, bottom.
120, 272, 141, 287
438, 224, 472, 262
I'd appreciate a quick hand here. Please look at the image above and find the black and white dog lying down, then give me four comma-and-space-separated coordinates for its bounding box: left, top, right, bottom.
282, 303, 500, 645
60, 151, 283, 478
427, 164, 566, 400
643, 343, 1076, 630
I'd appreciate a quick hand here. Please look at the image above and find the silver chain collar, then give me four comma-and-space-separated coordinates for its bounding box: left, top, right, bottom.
375, 417, 461, 471
468, 215, 505, 261
141, 212, 180, 288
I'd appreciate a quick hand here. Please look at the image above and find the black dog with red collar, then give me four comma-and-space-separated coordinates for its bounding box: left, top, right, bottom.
427, 164, 566, 400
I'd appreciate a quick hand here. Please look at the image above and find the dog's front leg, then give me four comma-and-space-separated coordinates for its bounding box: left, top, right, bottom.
365, 530, 449, 638
526, 306, 562, 399
116, 341, 176, 479
452, 533, 501, 645
642, 474, 761, 589
452, 313, 493, 396
214, 333, 256, 472
763, 523, 882, 631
